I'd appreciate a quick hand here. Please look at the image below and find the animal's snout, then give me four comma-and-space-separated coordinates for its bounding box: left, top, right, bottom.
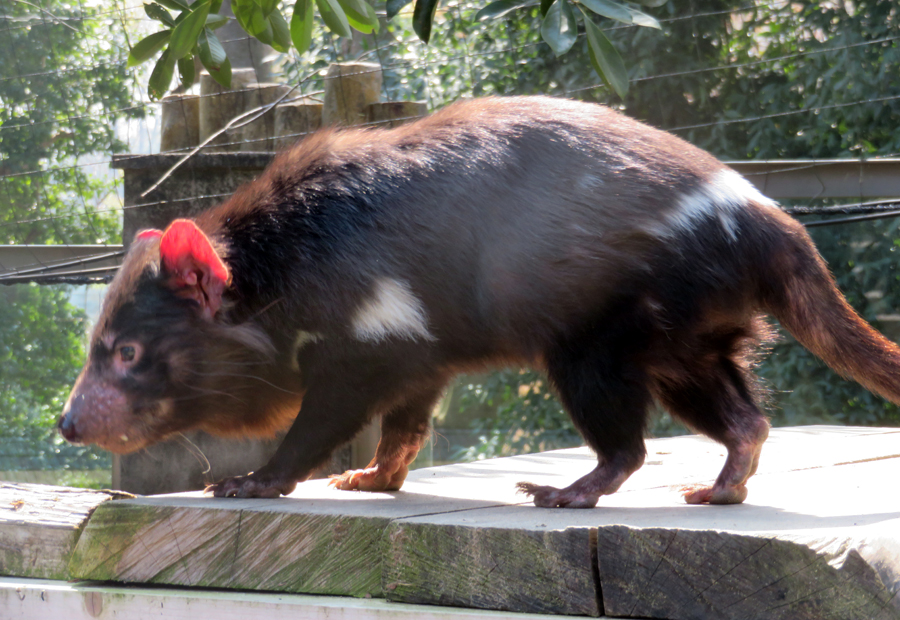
58, 393, 85, 443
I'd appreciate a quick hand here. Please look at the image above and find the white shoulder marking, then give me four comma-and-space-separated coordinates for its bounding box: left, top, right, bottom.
291, 330, 322, 371
352, 278, 435, 343
660, 169, 776, 241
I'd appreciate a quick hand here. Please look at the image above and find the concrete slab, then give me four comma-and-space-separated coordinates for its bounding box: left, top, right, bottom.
1, 577, 579, 620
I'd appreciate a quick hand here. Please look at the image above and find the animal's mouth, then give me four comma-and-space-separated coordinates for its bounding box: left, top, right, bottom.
93, 432, 153, 454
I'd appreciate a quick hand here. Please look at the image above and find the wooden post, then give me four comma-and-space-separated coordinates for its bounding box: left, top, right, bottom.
199, 68, 258, 151
274, 99, 323, 150
160, 94, 200, 152
322, 62, 383, 126
365, 101, 427, 128
238, 83, 292, 151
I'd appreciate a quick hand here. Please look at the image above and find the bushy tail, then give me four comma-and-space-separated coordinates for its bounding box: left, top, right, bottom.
762, 217, 900, 405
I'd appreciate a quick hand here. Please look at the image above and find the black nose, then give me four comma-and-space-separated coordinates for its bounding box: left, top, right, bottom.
58, 413, 82, 443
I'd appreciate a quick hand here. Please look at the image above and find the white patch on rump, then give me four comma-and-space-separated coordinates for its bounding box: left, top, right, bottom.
656, 168, 777, 241
351, 278, 435, 343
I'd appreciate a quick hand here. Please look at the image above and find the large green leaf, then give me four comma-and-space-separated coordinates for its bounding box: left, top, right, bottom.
127, 30, 171, 67
155, 0, 190, 10
254, 0, 279, 17
148, 49, 176, 100
198, 27, 226, 66
177, 54, 196, 89
474, 0, 537, 22
581, 8, 628, 98
386, 0, 412, 19
233, 0, 275, 43
316, 0, 352, 38
198, 27, 231, 87
412, 0, 440, 43
577, 0, 629, 23
627, 5, 660, 28
250, 7, 275, 42
338, 0, 378, 33
144, 2, 175, 26
634, 0, 667, 6
230, 0, 253, 31
290, 0, 314, 51
169, 1, 211, 59
268, 10, 291, 52
205, 13, 229, 29
541, 0, 576, 56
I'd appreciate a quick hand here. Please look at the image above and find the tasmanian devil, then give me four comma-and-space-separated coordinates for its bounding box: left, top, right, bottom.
58, 95, 900, 507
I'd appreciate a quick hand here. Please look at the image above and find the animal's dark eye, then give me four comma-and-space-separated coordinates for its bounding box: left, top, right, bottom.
112, 341, 142, 372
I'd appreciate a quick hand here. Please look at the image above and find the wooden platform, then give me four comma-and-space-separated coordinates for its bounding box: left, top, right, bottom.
2, 426, 899, 619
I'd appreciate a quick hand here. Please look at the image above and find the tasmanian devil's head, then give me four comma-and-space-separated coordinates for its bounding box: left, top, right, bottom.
58, 219, 299, 454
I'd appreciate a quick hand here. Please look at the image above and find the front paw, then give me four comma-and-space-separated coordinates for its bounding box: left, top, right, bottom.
206, 471, 297, 498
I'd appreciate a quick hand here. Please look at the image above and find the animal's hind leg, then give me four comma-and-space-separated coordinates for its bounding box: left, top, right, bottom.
519, 336, 650, 508
329, 387, 440, 492
655, 355, 769, 504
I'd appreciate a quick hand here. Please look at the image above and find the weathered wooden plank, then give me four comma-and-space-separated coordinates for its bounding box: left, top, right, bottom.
385, 429, 900, 619
594, 453, 900, 619
1, 577, 588, 620
0, 484, 118, 580
60, 426, 900, 618
597, 525, 899, 620
67, 472, 522, 597
69, 497, 389, 597
383, 522, 598, 616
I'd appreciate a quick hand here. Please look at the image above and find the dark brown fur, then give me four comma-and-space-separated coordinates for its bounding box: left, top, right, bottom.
59, 96, 900, 506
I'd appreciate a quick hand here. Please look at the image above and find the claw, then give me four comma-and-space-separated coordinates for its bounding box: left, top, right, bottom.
204, 472, 295, 498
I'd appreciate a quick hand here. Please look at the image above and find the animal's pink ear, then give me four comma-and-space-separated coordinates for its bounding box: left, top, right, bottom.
135, 229, 163, 241
158, 219, 230, 319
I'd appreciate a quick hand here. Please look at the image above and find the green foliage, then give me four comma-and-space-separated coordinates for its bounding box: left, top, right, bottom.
138, 0, 231, 94
0, 0, 140, 245
129, 0, 660, 99
581, 7, 626, 97
0, 285, 110, 472
453, 370, 581, 461
541, 0, 577, 57
609, 0, 900, 159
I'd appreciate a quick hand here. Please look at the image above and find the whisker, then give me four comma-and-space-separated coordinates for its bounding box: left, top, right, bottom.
245, 297, 284, 321
170, 385, 247, 404
175, 433, 211, 475
182, 369, 301, 395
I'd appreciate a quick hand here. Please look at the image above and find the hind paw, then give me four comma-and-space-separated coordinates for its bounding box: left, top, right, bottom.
517, 481, 599, 509
681, 483, 748, 505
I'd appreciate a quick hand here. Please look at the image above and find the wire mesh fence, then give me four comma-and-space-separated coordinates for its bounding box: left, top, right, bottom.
1, 0, 899, 483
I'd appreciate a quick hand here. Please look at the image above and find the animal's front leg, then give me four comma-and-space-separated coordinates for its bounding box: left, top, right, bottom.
329, 387, 441, 492
207, 383, 379, 499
